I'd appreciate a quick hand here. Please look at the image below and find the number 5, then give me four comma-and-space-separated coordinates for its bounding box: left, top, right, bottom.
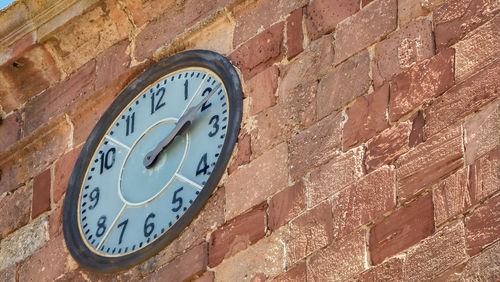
172, 187, 183, 212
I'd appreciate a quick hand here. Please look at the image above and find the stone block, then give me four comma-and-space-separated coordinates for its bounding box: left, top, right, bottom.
268, 181, 306, 231
304, 0, 359, 40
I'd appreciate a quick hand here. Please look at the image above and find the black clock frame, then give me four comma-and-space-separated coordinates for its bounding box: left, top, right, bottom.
63, 50, 242, 273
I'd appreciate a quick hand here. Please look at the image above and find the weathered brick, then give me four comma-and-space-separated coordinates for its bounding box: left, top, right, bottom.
365, 121, 412, 173
307, 229, 366, 281
317, 50, 370, 119
433, 0, 499, 50
304, 0, 359, 40
95, 39, 131, 90
225, 143, 287, 220
354, 256, 404, 281
268, 181, 306, 231
343, 84, 389, 150
186, 15, 235, 57
0, 111, 22, 153
398, 0, 445, 26
194, 271, 214, 282
229, 22, 284, 80
370, 194, 434, 265
273, 262, 306, 282
331, 166, 396, 238
49, 202, 63, 238
209, 203, 267, 267
232, 0, 307, 47
32, 169, 51, 219
396, 126, 463, 202
287, 200, 333, 264
424, 59, 499, 138
389, 48, 454, 122
468, 147, 499, 204
286, 8, 304, 60
227, 132, 251, 174
246, 66, 278, 116
465, 193, 500, 256
433, 168, 471, 226
122, 0, 176, 27
144, 243, 207, 282
372, 20, 434, 87
0, 45, 61, 113
409, 110, 425, 147
53, 146, 82, 203
305, 147, 364, 207
289, 111, 342, 181
0, 32, 35, 66
214, 227, 287, 281
0, 264, 16, 282
404, 220, 466, 281
0, 184, 31, 239
454, 15, 500, 81
333, 0, 397, 64
464, 101, 499, 165
23, 60, 96, 136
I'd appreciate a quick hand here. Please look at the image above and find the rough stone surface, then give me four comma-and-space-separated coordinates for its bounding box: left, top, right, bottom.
333, 0, 397, 64
246, 66, 278, 116
465, 194, 500, 256
317, 50, 371, 119
372, 20, 434, 87
433, 168, 471, 226
268, 181, 306, 231
95, 39, 130, 90
0, 184, 31, 239
354, 256, 404, 281
0, 264, 16, 282
424, 59, 500, 138
273, 262, 306, 281
225, 143, 288, 220
304, 0, 359, 40
389, 48, 454, 122
404, 220, 466, 281
464, 100, 499, 165
398, 0, 445, 26
305, 148, 364, 207
307, 229, 366, 281
396, 126, 463, 202
227, 132, 251, 174
448, 241, 500, 281
32, 169, 51, 218
0, 112, 22, 153
343, 84, 389, 150
468, 147, 500, 204
286, 8, 304, 60
53, 146, 82, 203
331, 167, 396, 238
370, 194, 434, 265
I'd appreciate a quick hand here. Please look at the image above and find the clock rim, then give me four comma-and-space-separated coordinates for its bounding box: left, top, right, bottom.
62, 49, 242, 273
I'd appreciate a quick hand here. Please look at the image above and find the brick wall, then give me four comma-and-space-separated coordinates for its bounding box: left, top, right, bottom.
0, 0, 498, 280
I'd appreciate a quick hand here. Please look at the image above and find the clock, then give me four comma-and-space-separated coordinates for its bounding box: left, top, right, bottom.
62, 50, 242, 273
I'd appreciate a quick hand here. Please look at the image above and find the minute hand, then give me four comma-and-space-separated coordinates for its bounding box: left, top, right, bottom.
143, 83, 222, 168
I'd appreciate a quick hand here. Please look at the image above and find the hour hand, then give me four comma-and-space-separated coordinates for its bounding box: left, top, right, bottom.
143, 83, 221, 168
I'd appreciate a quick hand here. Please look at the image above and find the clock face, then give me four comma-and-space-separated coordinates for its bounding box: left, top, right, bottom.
63, 50, 242, 272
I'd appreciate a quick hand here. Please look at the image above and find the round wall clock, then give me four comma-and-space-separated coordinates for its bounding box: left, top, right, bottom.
63, 50, 242, 272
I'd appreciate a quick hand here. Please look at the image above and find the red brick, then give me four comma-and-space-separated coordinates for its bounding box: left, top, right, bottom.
354, 257, 404, 281
370, 194, 434, 265
23, 60, 96, 136
398, 0, 445, 26
227, 132, 251, 174
145, 243, 207, 282
372, 20, 434, 88
32, 169, 51, 219
122, 0, 176, 27
433, 0, 499, 50
225, 143, 288, 220
331, 166, 396, 238
286, 8, 304, 60
304, 0, 359, 40
307, 229, 367, 281
464, 101, 499, 165
454, 15, 500, 81
0, 111, 22, 153
465, 194, 500, 256
229, 22, 285, 80
409, 110, 425, 147
53, 146, 82, 203
289, 111, 343, 181
433, 168, 471, 227
365, 121, 412, 173
95, 39, 131, 90
317, 50, 370, 119
343, 84, 389, 150
231, 0, 307, 47
246, 66, 278, 116
287, 200, 333, 264
208, 203, 267, 267
0, 264, 16, 282
1, 32, 35, 66
0, 184, 31, 239
194, 271, 214, 282
49, 202, 63, 239
306, 148, 364, 207
424, 59, 500, 138
403, 220, 466, 281
273, 262, 306, 281
0, 45, 61, 113
396, 127, 463, 202
469, 147, 499, 204
389, 49, 454, 122
333, 0, 397, 64
268, 181, 306, 231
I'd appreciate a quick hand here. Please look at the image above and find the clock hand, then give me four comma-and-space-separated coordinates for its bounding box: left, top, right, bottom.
143, 83, 222, 168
